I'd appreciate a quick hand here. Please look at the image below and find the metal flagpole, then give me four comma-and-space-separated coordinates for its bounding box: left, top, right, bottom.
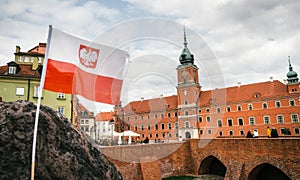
31, 25, 53, 180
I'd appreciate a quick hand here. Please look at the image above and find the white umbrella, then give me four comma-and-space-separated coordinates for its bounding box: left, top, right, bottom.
128, 136, 132, 145
123, 130, 140, 136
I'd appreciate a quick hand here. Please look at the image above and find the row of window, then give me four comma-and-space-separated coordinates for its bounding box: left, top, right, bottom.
132, 122, 179, 131
200, 127, 300, 136
199, 114, 299, 126
15, 86, 66, 100
198, 99, 297, 114
124, 111, 178, 121
140, 132, 178, 139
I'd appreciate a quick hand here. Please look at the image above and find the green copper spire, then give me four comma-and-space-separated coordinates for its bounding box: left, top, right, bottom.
179, 26, 194, 65
286, 56, 299, 84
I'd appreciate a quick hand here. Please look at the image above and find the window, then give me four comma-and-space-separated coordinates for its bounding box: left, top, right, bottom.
127, 116, 130, 121
134, 125, 137, 131
168, 112, 171, 117
291, 114, 299, 123
229, 130, 233, 136
277, 115, 284, 124
155, 114, 158, 119
248, 104, 253, 110
155, 133, 159, 138
237, 105, 241, 111
280, 128, 286, 134
161, 113, 164, 118
174, 112, 178, 117
238, 118, 244, 126
162, 133, 165, 138
168, 123, 172, 129
208, 129, 212, 134
161, 123, 165, 130
80, 120, 84, 124
8, 66, 16, 74
85, 120, 89, 124
276, 101, 281, 108
295, 127, 300, 134
141, 125, 144, 130
198, 117, 203, 122
155, 124, 158, 130
134, 116, 137, 120
184, 100, 188, 105
263, 102, 268, 109
150, 134, 152, 138
264, 116, 270, 124
200, 129, 203, 135
219, 131, 223, 136
290, 100, 295, 106
206, 108, 210, 112
16, 87, 25, 96
33, 86, 40, 97
168, 133, 172, 138
147, 124, 151, 130
148, 114, 150, 119
57, 93, 65, 99
142, 134, 145, 138
217, 119, 222, 127
217, 107, 221, 113
185, 111, 188, 116
141, 115, 143, 120
240, 130, 244, 136
57, 106, 64, 114
249, 117, 255, 125
228, 119, 233, 126
185, 121, 190, 128
227, 106, 231, 112
173, 123, 178, 130
198, 109, 202, 113
206, 116, 210, 122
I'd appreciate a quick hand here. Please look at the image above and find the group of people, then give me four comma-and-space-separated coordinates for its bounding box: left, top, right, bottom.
246, 126, 278, 138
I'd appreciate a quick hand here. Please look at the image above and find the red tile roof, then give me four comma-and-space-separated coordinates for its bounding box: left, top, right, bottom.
0, 63, 41, 78
77, 104, 94, 117
122, 95, 178, 114
199, 80, 292, 106
95, 112, 115, 122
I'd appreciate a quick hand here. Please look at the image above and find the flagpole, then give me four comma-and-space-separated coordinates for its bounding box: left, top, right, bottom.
31, 25, 53, 180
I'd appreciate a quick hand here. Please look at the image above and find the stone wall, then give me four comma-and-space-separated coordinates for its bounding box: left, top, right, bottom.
102, 138, 300, 180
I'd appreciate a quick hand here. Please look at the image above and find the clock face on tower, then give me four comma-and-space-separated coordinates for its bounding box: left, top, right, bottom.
181, 70, 188, 77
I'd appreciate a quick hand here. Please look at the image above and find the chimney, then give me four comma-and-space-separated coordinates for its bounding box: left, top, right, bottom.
237, 82, 241, 87
16, 46, 20, 53
269, 77, 273, 82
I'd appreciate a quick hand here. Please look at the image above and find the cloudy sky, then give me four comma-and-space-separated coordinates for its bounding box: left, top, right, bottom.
1, 0, 300, 113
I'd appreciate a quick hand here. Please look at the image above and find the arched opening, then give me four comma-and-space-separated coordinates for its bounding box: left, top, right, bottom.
185, 131, 191, 138
198, 155, 226, 179
248, 163, 291, 180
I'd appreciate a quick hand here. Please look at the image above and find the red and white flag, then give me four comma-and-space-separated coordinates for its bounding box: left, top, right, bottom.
43, 28, 127, 105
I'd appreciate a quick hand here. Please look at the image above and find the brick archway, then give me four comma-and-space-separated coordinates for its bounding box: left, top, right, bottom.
246, 158, 293, 180
198, 155, 227, 178
248, 163, 291, 180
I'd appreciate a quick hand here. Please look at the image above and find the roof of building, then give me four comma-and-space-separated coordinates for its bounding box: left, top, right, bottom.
121, 95, 178, 114
199, 80, 296, 106
77, 104, 94, 117
0, 62, 42, 78
95, 112, 115, 122
15, 43, 46, 56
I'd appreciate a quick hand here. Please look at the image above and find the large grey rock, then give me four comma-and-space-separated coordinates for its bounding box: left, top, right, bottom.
0, 100, 122, 180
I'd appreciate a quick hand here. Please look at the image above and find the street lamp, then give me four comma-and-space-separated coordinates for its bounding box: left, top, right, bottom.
108, 119, 114, 146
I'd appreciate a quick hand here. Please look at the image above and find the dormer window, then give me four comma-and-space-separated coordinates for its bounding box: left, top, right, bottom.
8, 66, 16, 74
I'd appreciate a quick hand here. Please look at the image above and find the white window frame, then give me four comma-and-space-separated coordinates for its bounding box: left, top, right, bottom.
249, 116, 255, 125
291, 114, 299, 123
264, 115, 270, 124
276, 114, 284, 124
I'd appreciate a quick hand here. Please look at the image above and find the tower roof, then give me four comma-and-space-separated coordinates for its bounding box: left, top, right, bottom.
286, 56, 299, 84
179, 26, 194, 65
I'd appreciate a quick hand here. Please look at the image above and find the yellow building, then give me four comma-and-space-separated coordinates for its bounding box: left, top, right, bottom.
0, 43, 72, 120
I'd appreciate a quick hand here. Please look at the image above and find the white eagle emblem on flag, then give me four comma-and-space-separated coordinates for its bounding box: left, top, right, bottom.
78, 44, 99, 69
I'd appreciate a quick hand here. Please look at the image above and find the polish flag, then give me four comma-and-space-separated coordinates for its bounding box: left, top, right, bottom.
43, 27, 128, 105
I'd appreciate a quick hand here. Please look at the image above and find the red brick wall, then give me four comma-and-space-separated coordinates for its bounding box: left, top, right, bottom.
101, 138, 300, 180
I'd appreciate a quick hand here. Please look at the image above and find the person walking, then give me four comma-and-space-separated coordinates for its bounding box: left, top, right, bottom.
267, 126, 272, 138
253, 130, 258, 138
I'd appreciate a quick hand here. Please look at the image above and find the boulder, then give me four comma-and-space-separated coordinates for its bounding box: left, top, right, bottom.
0, 100, 122, 179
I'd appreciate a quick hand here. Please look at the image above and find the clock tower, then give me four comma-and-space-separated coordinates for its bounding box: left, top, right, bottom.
177, 27, 201, 139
